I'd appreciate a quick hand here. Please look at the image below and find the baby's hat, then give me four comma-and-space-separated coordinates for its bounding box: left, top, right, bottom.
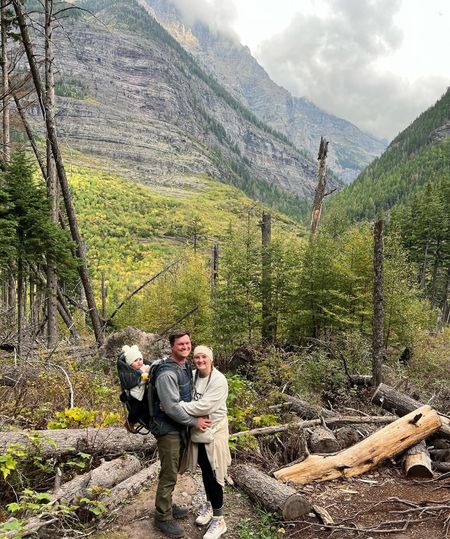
122, 344, 143, 365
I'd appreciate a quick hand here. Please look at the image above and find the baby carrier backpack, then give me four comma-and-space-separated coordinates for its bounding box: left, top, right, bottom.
117, 351, 151, 435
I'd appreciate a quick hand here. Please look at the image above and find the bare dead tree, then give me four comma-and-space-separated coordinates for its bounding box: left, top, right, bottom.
372, 219, 384, 386
310, 136, 329, 239
1, 0, 10, 162
261, 211, 275, 342
12, 0, 104, 346
45, 0, 58, 346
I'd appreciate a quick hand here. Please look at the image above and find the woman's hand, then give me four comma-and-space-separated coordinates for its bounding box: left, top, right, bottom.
194, 416, 212, 432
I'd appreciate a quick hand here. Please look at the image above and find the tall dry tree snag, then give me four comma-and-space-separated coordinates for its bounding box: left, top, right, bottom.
372, 219, 384, 386
1, 0, 9, 163
12, 0, 104, 346
310, 136, 329, 238
45, 0, 58, 346
261, 211, 275, 342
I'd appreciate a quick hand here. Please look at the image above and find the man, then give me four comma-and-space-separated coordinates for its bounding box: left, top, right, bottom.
154, 330, 211, 538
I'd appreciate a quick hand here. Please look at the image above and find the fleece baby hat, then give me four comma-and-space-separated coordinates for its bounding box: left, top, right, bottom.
122, 344, 143, 365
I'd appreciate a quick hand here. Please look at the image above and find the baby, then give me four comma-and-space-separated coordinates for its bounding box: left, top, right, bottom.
121, 344, 150, 401
120, 344, 151, 429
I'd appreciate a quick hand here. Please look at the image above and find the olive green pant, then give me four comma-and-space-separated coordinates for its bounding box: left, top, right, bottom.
155, 434, 182, 521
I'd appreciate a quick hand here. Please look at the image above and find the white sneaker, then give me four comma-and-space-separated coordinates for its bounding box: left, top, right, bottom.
203, 516, 227, 539
195, 502, 213, 526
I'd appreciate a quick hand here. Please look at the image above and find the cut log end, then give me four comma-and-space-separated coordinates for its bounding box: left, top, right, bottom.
283, 493, 311, 520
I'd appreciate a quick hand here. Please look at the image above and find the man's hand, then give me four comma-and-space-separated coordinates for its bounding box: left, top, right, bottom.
195, 417, 212, 431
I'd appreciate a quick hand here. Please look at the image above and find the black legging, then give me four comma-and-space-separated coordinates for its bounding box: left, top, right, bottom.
197, 443, 223, 511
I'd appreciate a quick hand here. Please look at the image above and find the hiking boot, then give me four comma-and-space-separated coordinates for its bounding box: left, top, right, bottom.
195, 502, 213, 526
203, 516, 227, 539
154, 518, 185, 538
172, 504, 189, 519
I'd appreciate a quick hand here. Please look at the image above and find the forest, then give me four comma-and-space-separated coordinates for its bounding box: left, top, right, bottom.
0, 1, 449, 538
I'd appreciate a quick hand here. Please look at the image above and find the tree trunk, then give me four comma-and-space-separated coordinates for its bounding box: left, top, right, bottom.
310, 137, 329, 238
404, 441, 432, 479
0, 427, 157, 457
12, 0, 104, 346
53, 455, 141, 503
274, 405, 441, 484
211, 243, 219, 289
101, 461, 160, 510
45, 0, 58, 347
261, 211, 275, 342
231, 464, 311, 520
1, 0, 10, 162
372, 219, 384, 386
372, 383, 450, 439
309, 426, 340, 453
283, 394, 336, 419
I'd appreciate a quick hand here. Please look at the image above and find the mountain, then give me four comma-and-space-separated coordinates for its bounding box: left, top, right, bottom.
32, 0, 344, 222
325, 87, 450, 220
141, 0, 387, 183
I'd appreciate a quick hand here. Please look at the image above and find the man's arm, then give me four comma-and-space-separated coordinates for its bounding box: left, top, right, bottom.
155, 371, 197, 427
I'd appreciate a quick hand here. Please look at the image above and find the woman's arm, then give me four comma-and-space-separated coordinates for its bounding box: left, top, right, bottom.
180, 376, 228, 417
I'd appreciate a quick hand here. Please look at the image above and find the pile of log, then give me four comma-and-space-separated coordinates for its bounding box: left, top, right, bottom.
229, 385, 450, 521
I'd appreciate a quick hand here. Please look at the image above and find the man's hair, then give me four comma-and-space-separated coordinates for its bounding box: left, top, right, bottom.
169, 330, 191, 346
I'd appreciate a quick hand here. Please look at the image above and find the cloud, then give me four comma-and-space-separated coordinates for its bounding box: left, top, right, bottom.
255, 0, 448, 139
168, 0, 238, 38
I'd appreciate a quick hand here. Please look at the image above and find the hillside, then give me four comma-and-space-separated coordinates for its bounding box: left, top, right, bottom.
29, 0, 341, 222
141, 0, 387, 183
64, 156, 303, 310
326, 87, 450, 220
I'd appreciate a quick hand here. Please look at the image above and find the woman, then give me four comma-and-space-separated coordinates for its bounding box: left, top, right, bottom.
179, 345, 231, 539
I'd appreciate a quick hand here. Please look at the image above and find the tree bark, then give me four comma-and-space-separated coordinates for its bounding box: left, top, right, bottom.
1, 0, 10, 162
310, 137, 329, 238
53, 455, 141, 503
283, 394, 336, 419
404, 441, 432, 479
0, 427, 157, 457
274, 405, 441, 484
261, 211, 275, 342
101, 461, 160, 510
231, 464, 311, 520
309, 426, 340, 453
372, 219, 384, 386
372, 383, 450, 439
45, 0, 58, 347
232, 415, 396, 438
12, 0, 104, 346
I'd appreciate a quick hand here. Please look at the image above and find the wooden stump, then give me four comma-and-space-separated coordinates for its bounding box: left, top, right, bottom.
231, 464, 311, 520
335, 427, 361, 449
404, 441, 432, 479
372, 383, 450, 439
309, 426, 339, 453
274, 405, 441, 484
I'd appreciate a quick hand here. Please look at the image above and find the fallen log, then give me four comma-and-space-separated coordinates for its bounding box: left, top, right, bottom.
274, 405, 441, 485
0, 427, 157, 457
282, 394, 336, 419
231, 464, 311, 520
101, 461, 160, 510
404, 441, 432, 479
433, 462, 450, 473
309, 426, 340, 453
429, 449, 450, 462
232, 415, 396, 438
8, 456, 142, 538
372, 383, 450, 439
54, 455, 142, 503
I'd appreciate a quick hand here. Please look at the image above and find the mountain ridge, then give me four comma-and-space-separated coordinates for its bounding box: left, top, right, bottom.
142, 0, 387, 183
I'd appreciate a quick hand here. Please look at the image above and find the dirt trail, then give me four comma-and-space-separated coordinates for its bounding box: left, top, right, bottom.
93, 466, 449, 539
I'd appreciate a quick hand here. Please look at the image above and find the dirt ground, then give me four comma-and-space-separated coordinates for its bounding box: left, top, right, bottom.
93, 464, 450, 539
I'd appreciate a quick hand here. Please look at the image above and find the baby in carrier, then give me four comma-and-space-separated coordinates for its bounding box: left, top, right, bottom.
117, 344, 151, 433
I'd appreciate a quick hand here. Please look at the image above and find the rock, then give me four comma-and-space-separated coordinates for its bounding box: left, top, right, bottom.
99, 326, 167, 359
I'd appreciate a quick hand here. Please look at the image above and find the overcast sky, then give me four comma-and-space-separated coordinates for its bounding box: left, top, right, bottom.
169, 0, 450, 141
